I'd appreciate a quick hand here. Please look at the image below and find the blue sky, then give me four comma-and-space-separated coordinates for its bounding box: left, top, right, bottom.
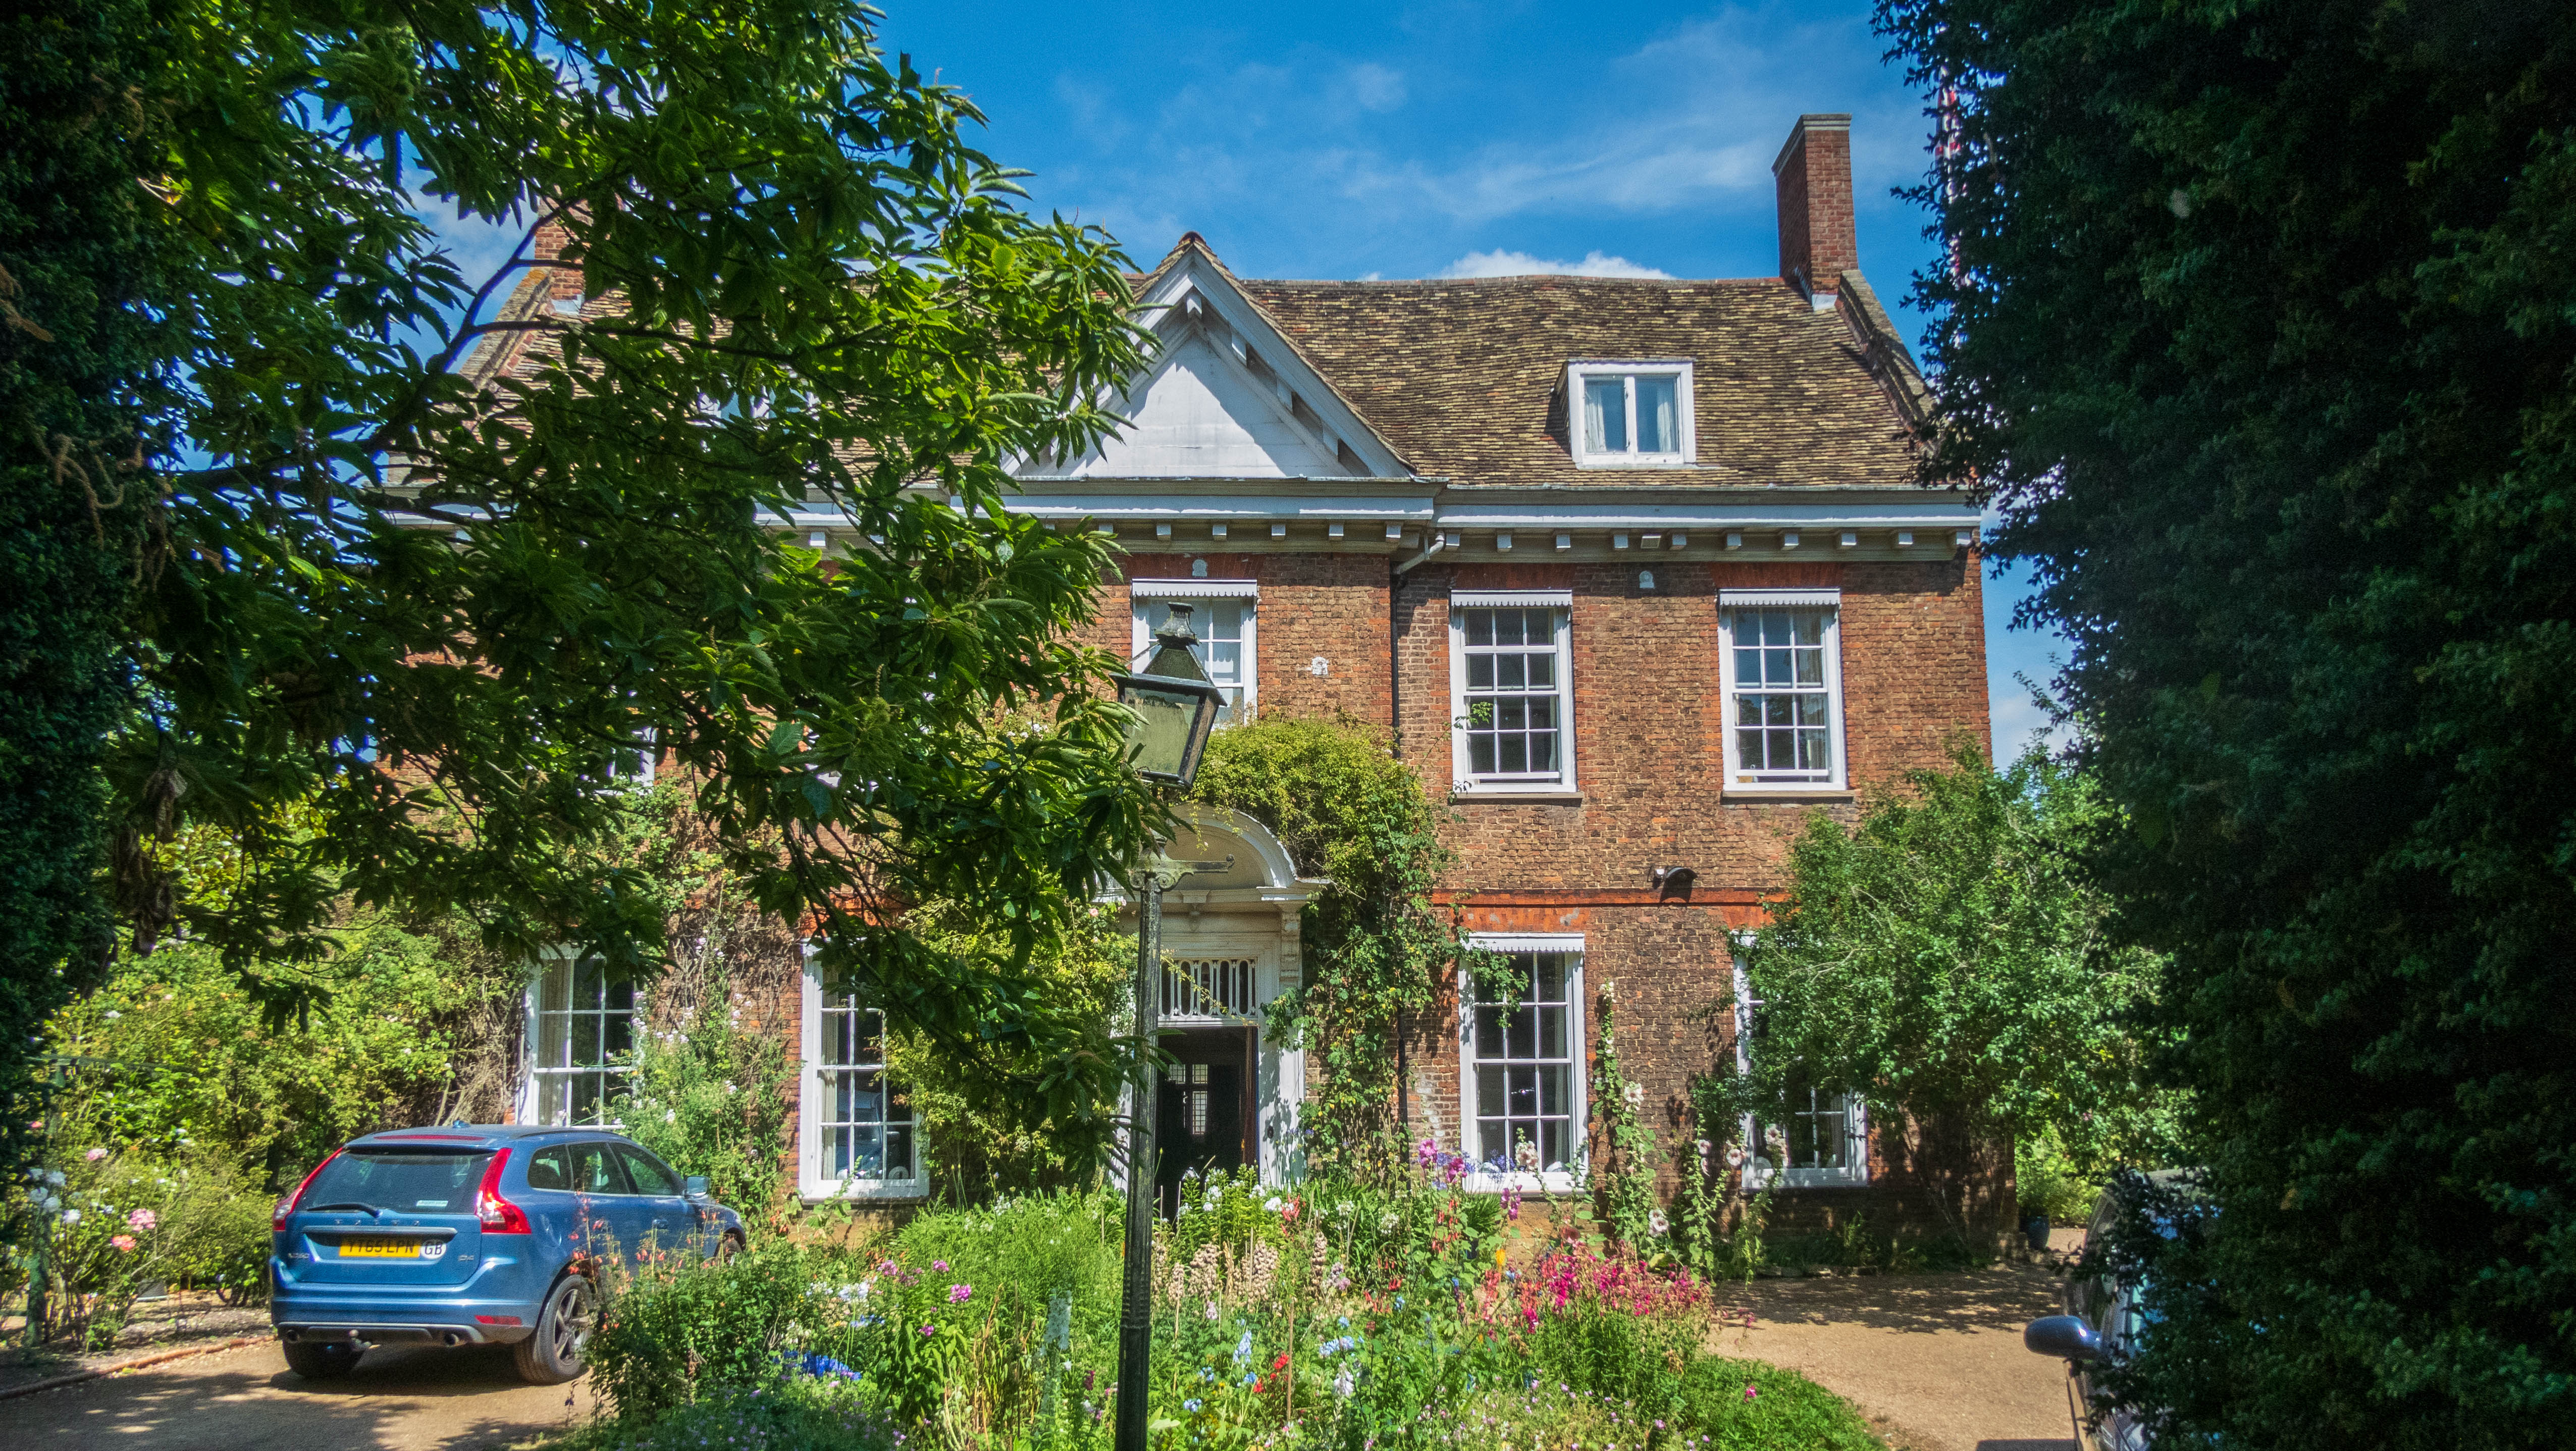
440, 0, 2066, 755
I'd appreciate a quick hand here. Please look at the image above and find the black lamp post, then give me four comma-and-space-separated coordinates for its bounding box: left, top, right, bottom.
1109, 604, 1225, 1451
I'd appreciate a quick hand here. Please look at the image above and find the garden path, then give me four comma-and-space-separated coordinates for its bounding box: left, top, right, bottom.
0, 1335, 599, 1449
1710, 1257, 2079, 1451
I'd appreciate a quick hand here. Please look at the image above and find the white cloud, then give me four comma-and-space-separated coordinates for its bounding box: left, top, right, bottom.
1344, 63, 1406, 113
1438, 248, 1673, 279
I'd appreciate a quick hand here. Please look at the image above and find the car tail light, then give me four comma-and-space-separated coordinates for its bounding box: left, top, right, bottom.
272, 1150, 342, 1232
475, 1315, 522, 1326
476, 1149, 531, 1234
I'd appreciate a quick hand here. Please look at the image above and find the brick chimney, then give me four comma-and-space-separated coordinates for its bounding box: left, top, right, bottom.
530, 204, 586, 302
1772, 114, 1856, 309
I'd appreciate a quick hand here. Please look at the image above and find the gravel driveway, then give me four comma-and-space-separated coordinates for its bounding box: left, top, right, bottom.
1711, 1260, 2079, 1451
0, 1336, 599, 1450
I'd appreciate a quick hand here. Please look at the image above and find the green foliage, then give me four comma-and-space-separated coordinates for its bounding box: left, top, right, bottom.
1676, 1356, 1885, 1451
1881, 3, 2576, 1444
1728, 744, 2181, 1178
1587, 983, 1661, 1255
553, 1173, 1870, 1451
47, 915, 518, 1188
1187, 717, 1501, 1171
9, 0, 1162, 1153
2011, 1126, 2099, 1225
613, 964, 795, 1225
887, 898, 1131, 1200
544, 1378, 897, 1451
590, 1241, 829, 1424
7, 1146, 275, 1349
0, 0, 165, 1189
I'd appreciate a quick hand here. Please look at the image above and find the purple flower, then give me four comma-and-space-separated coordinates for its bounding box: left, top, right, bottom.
920, 1324, 936, 1337
931, 1260, 948, 1272
948, 1284, 972, 1304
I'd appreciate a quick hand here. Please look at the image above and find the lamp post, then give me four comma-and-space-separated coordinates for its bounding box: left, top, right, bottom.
1110, 604, 1226, 1451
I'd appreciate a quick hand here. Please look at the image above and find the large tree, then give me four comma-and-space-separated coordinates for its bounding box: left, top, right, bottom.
1879, 2, 2576, 1446
1, 0, 1158, 1165
1728, 746, 2176, 1236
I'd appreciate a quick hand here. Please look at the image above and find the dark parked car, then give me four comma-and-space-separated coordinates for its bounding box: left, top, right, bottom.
269, 1125, 744, 1383
2024, 1169, 2204, 1451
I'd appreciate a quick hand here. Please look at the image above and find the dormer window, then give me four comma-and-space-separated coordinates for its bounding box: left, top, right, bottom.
1567, 361, 1695, 467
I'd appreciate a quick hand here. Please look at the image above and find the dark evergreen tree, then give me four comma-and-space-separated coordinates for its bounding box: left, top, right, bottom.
1878, 2, 2576, 1445
1, 0, 165, 1178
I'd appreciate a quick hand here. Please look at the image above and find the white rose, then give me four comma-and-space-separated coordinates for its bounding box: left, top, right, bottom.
1647, 1209, 1669, 1236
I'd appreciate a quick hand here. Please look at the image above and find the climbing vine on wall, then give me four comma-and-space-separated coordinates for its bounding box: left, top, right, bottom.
1187, 716, 1507, 1179
1587, 980, 1661, 1252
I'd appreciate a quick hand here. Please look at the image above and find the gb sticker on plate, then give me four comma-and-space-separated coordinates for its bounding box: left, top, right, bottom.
420, 1242, 447, 1261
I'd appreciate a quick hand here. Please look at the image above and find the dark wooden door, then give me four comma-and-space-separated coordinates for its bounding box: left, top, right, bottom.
1155, 1026, 1254, 1216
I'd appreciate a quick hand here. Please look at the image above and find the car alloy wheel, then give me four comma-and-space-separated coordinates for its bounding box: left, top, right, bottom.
512, 1272, 598, 1385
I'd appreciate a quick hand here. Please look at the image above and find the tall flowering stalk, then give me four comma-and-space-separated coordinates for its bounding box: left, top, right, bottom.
1587, 981, 1660, 1254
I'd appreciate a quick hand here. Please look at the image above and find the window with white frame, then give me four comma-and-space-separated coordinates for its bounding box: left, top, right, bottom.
1718, 589, 1847, 789
1461, 942, 1585, 1189
1567, 361, 1695, 466
799, 957, 920, 1198
1132, 584, 1256, 725
1731, 947, 1868, 1187
1449, 591, 1575, 792
524, 953, 635, 1126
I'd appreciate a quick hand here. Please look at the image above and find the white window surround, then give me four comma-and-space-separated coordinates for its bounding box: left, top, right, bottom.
1717, 587, 1849, 793
1458, 935, 1586, 1195
797, 950, 926, 1202
1131, 584, 1258, 725
1731, 948, 1869, 1189
1448, 591, 1576, 795
1567, 360, 1696, 467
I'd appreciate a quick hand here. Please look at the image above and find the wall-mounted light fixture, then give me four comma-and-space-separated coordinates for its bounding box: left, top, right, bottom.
1650, 865, 1698, 893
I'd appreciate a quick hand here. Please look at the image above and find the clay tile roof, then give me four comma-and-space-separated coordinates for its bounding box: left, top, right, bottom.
1237, 273, 1928, 489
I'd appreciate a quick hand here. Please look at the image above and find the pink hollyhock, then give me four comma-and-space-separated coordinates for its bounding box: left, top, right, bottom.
127, 1208, 156, 1232
85, 1147, 109, 1162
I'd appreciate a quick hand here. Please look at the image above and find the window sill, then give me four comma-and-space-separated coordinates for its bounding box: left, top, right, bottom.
799, 1182, 930, 1204
1746, 1173, 1871, 1191
1451, 789, 1584, 805
1721, 788, 1855, 804
1464, 1172, 1580, 1196
1572, 457, 1693, 469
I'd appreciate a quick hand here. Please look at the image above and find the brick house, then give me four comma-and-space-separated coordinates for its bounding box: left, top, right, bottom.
460, 113, 2005, 1242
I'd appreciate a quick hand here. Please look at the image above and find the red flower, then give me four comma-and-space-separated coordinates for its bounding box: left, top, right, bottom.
1272, 1353, 1290, 1371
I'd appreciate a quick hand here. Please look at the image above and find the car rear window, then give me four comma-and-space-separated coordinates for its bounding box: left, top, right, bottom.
303, 1150, 493, 1213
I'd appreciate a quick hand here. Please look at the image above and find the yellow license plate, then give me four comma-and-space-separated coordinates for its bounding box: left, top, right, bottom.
337, 1239, 427, 1258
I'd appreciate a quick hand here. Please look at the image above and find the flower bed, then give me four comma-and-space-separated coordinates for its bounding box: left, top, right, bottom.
564, 1161, 1881, 1451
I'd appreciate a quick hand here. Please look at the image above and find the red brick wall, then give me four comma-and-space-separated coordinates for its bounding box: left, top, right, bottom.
1110, 553, 1393, 728
1395, 553, 1988, 893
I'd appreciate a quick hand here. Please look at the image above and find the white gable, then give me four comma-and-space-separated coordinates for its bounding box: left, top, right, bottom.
1062, 331, 1343, 478
1018, 245, 1409, 482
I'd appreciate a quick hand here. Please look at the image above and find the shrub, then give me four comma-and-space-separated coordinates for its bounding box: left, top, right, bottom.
589, 1241, 837, 1423
1676, 1355, 1885, 1451
7, 1145, 277, 1348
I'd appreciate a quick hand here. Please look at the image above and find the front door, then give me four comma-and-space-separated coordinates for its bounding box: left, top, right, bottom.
1156, 1026, 1255, 1216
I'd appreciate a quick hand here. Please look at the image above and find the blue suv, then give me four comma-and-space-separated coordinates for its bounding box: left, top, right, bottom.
269, 1125, 746, 1383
